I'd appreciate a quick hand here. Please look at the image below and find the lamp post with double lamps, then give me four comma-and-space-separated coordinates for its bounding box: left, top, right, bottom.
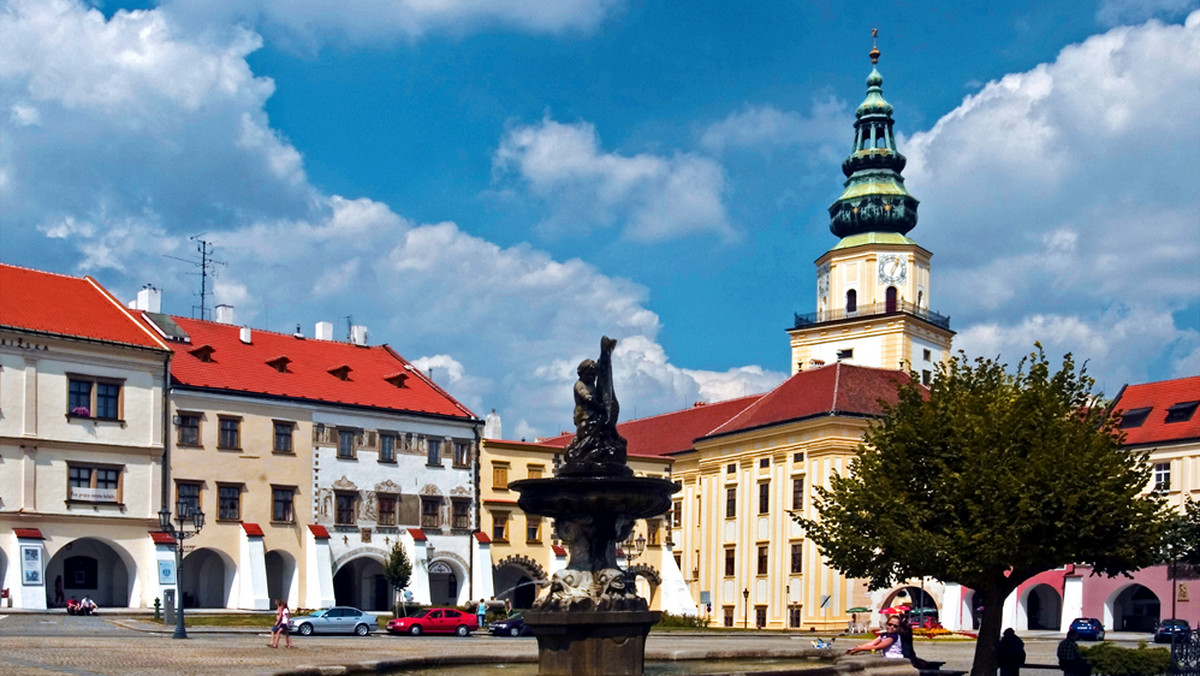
621, 533, 647, 565
158, 501, 205, 639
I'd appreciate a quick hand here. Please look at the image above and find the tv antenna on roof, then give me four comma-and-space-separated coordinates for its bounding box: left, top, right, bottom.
164, 234, 226, 321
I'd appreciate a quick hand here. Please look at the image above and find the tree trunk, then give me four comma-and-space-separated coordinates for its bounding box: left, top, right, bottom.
970, 585, 1010, 676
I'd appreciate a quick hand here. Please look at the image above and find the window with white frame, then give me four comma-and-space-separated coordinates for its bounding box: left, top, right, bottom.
1153, 463, 1171, 493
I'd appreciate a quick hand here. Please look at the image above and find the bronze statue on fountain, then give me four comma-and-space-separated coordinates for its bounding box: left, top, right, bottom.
511, 336, 679, 675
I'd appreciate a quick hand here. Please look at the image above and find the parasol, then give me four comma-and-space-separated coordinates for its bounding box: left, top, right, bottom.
847, 606, 871, 613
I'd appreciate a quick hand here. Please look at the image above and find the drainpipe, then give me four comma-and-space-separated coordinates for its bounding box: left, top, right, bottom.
161, 352, 173, 517
470, 422, 482, 600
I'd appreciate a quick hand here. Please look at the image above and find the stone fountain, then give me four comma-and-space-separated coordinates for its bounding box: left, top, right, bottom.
511, 336, 679, 676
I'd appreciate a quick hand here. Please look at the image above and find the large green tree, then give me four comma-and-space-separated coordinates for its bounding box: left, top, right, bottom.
383, 542, 412, 618
798, 348, 1168, 676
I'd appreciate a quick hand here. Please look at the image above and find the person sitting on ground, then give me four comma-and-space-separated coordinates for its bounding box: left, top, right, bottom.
66, 597, 80, 615
1057, 629, 1091, 676
79, 596, 97, 615
845, 616, 904, 658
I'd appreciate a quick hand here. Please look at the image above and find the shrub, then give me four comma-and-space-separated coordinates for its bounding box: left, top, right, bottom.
1082, 641, 1170, 676
655, 612, 709, 628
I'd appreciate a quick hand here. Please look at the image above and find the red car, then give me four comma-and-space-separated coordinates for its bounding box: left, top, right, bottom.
386, 608, 478, 636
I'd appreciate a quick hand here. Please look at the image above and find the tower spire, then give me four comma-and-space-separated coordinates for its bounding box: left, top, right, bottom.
827, 29, 919, 239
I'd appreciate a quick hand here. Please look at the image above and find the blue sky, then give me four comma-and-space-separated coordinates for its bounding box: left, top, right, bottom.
2, 0, 1198, 438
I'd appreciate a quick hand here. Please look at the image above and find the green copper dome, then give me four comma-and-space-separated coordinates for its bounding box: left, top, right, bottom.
828, 49, 919, 239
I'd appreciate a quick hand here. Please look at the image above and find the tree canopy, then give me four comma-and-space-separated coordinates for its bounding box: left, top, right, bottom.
798, 347, 1169, 676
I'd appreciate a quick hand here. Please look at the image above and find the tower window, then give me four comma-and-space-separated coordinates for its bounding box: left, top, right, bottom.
885, 286, 898, 313
836, 348, 853, 361
845, 289, 857, 313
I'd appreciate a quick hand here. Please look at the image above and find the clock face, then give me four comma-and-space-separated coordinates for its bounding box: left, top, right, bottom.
878, 255, 907, 284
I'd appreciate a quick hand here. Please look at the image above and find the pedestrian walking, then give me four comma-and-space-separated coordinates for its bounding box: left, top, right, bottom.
1057, 630, 1090, 676
54, 575, 65, 607
998, 628, 1026, 676
269, 599, 294, 648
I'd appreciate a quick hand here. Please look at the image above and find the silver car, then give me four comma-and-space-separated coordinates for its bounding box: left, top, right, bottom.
289, 606, 378, 636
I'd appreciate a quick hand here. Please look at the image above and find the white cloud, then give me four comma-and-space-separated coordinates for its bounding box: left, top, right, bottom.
1096, 0, 1200, 26
699, 96, 847, 158
904, 11, 1200, 387
161, 0, 624, 53
493, 116, 735, 242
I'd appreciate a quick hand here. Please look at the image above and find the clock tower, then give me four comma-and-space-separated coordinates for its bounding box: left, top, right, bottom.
789, 40, 953, 381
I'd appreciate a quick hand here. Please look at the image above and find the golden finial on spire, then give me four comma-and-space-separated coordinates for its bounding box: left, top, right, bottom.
869, 28, 880, 64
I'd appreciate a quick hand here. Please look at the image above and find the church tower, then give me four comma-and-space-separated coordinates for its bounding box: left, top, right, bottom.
788, 39, 953, 382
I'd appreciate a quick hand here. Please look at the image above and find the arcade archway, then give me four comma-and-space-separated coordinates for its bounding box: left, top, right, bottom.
181, 547, 234, 608
1108, 584, 1160, 632
265, 549, 297, 607
334, 556, 389, 612
45, 538, 134, 608
1021, 583, 1062, 630
494, 555, 547, 609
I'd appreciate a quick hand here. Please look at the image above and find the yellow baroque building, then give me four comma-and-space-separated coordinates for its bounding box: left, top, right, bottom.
479, 435, 694, 615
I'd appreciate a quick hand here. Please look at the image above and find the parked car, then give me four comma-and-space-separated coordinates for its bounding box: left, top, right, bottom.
289, 606, 378, 636
488, 610, 532, 637
387, 607, 478, 636
1069, 617, 1105, 641
1155, 619, 1191, 644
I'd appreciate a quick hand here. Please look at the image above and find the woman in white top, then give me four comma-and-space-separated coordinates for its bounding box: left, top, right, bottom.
845, 616, 904, 657
269, 599, 294, 648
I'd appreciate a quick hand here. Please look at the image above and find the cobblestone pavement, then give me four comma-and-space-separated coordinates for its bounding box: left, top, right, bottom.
0, 613, 1156, 675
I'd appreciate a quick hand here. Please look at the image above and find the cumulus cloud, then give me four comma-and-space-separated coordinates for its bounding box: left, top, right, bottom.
904, 11, 1200, 388
493, 116, 734, 242
699, 95, 847, 159
1096, 0, 1200, 26
0, 0, 773, 437
161, 0, 624, 53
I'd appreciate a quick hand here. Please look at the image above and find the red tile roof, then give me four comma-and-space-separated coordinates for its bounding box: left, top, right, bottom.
703, 363, 907, 439
473, 531, 491, 544
13, 528, 43, 539
408, 528, 427, 541
551, 545, 567, 557
538, 364, 905, 457
537, 395, 762, 458
150, 532, 177, 545
156, 316, 476, 420
1113, 375, 1200, 446
241, 523, 264, 537
308, 524, 331, 539
0, 264, 168, 350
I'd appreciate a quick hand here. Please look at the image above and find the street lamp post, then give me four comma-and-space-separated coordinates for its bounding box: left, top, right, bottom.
621, 533, 647, 565
158, 501, 205, 639
743, 587, 750, 630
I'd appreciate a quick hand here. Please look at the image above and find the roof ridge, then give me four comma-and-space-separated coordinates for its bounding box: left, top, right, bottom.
379, 344, 478, 420
173, 315, 383, 345
87, 277, 170, 350
831, 362, 843, 414
621, 392, 764, 426
0, 261, 88, 280
704, 389, 775, 437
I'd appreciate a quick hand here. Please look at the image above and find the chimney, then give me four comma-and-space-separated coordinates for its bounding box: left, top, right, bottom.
350, 325, 369, 346
239, 327, 252, 344
315, 321, 334, 341
215, 304, 234, 325
129, 285, 162, 313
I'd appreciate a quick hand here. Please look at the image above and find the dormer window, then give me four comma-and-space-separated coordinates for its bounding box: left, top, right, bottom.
266, 356, 292, 373
189, 345, 215, 362
1165, 401, 1198, 424
1118, 407, 1152, 429
384, 372, 409, 388
328, 365, 352, 381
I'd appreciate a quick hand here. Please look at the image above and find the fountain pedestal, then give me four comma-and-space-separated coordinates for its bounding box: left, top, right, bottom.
522, 609, 659, 676
511, 475, 678, 676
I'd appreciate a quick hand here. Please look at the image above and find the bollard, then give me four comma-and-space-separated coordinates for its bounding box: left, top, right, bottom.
154, 597, 161, 622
